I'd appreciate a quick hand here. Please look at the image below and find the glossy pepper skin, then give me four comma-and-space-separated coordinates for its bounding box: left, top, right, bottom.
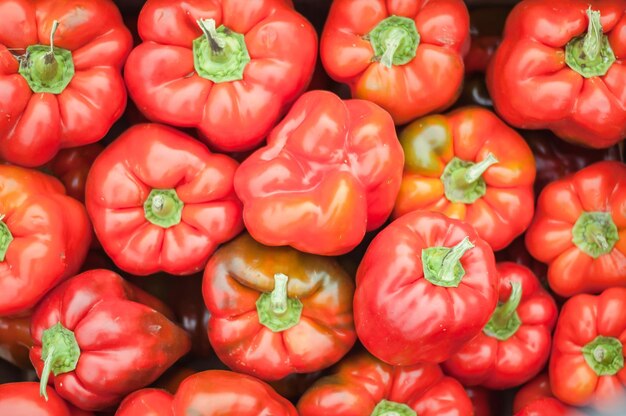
86, 124, 243, 276
465, 386, 493, 416
513, 373, 554, 413
124, 0, 317, 152
47, 144, 104, 202
0, 0, 132, 167
203, 233, 356, 381
514, 398, 582, 416
116, 371, 298, 416
354, 211, 499, 366
0, 314, 32, 369
550, 288, 626, 407
0, 382, 92, 416
393, 107, 535, 250
0, 165, 91, 316
488, 0, 626, 148
234, 90, 403, 256
525, 161, 626, 297
321, 0, 469, 125
29, 269, 191, 411
443, 262, 558, 389
297, 351, 473, 416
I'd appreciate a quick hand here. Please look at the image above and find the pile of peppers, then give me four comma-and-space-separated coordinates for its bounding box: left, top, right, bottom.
0, 0, 625, 415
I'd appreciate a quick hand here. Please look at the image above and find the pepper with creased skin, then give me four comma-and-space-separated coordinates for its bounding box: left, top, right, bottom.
124, 0, 317, 152
0, 0, 132, 167
29, 270, 191, 411
321, 0, 470, 124
550, 287, 626, 407
443, 263, 558, 389
525, 161, 626, 297
203, 233, 356, 381
297, 351, 473, 416
488, 0, 626, 148
86, 124, 243, 276
0, 382, 93, 416
354, 211, 499, 366
393, 107, 535, 251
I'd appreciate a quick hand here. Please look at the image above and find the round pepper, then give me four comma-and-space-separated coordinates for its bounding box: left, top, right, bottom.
115, 389, 173, 416
234, 90, 404, 256
124, 0, 317, 152
30, 270, 191, 411
443, 263, 558, 389
488, 0, 626, 148
354, 211, 499, 366
0, 382, 92, 416
86, 123, 243, 276
513, 373, 554, 414
297, 351, 473, 416
203, 233, 356, 381
321, 0, 470, 124
0, 0, 132, 167
525, 161, 626, 297
393, 107, 536, 251
550, 287, 626, 407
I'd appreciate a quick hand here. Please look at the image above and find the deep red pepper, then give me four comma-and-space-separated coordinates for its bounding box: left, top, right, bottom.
443, 262, 558, 389
29, 270, 191, 411
46, 143, 104, 203
464, 6, 510, 74
0, 382, 93, 416
0, 314, 32, 369
354, 211, 499, 366
465, 386, 494, 416
513, 373, 554, 413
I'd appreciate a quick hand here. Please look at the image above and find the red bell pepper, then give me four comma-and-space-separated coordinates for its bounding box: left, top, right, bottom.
354, 210, 499, 366
513, 373, 554, 413
85, 123, 243, 276
465, 386, 494, 416
0, 165, 91, 316
234, 90, 403, 256
0, 382, 92, 416
0, 314, 32, 369
124, 0, 317, 152
0, 0, 132, 167
297, 351, 473, 416
46, 144, 104, 203
513, 398, 583, 416
320, 0, 470, 125
393, 107, 535, 250
116, 371, 298, 416
443, 262, 558, 389
464, 6, 509, 74
496, 236, 548, 290
525, 161, 626, 297
29, 269, 191, 411
203, 233, 356, 380
550, 287, 626, 407
488, 0, 626, 148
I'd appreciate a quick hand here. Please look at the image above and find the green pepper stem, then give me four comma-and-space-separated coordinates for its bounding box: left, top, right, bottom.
582, 336, 624, 376
38, 323, 80, 401
380, 28, 404, 68
270, 273, 289, 315
492, 281, 522, 327
583, 8, 603, 60
39, 345, 54, 401
465, 153, 499, 183
585, 223, 609, 251
0, 215, 13, 262
197, 18, 225, 53
440, 237, 474, 282
49, 20, 59, 54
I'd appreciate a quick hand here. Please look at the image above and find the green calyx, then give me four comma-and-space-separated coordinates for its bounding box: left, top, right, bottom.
0, 215, 13, 262
193, 18, 250, 83
144, 189, 184, 229
256, 273, 303, 332
483, 281, 523, 341
572, 211, 618, 258
582, 336, 624, 376
18, 20, 75, 94
371, 400, 416, 416
422, 237, 475, 287
368, 15, 420, 68
39, 322, 80, 401
565, 8, 615, 78
441, 153, 498, 204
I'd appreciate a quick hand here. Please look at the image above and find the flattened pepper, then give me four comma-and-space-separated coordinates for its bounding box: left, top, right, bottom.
124, 0, 317, 152
86, 124, 243, 276
525, 161, 626, 297
0, 165, 91, 316
0, 0, 132, 167
443, 262, 558, 389
393, 107, 535, 250
202, 233, 356, 381
354, 211, 499, 366
321, 0, 470, 124
297, 351, 473, 416
488, 0, 626, 148
30, 270, 191, 411
234, 90, 403, 256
